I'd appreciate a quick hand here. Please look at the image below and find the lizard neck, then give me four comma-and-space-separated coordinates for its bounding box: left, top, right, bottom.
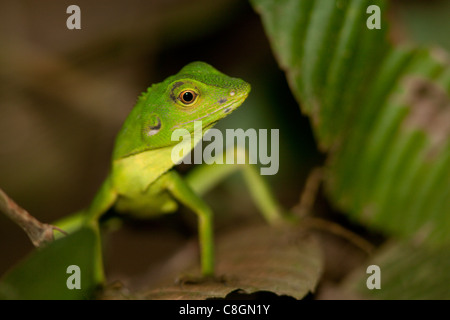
111, 130, 203, 197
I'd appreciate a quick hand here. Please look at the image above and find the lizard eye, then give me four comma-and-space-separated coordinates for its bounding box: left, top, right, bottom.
178, 90, 198, 105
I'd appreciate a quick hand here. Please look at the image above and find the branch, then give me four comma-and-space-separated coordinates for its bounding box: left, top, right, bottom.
0, 188, 65, 248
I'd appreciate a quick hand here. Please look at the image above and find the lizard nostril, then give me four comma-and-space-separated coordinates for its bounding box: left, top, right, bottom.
230, 90, 235, 97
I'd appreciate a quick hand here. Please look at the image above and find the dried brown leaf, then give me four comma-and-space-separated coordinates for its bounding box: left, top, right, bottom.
135, 223, 322, 300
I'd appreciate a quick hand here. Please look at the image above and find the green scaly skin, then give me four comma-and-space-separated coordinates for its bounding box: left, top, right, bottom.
56, 62, 284, 283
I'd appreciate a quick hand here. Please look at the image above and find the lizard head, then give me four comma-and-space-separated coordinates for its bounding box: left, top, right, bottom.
163, 61, 251, 134
113, 61, 251, 159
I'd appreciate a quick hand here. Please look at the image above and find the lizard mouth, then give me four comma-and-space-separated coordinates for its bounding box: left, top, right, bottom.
200, 99, 242, 130
204, 120, 219, 131
170, 96, 246, 131
209, 95, 247, 117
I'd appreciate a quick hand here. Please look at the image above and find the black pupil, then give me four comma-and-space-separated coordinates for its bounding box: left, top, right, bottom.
183, 91, 194, 102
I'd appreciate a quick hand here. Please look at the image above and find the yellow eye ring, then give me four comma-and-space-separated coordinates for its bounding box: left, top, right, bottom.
178, 90, 198, 105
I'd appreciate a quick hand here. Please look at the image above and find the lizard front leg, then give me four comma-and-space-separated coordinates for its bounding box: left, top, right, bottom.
185, 146, 289, 225
156, 170, 215, 277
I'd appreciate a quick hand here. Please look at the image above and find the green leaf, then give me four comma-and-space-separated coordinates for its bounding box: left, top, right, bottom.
0, 226, 100, 300
341, 241, 450, 299
251, 0, 450, 245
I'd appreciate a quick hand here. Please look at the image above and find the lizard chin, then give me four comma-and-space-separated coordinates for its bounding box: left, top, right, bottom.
203, 120, 219, 131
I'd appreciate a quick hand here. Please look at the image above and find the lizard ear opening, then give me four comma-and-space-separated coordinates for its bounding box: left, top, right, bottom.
143, 114, 162, 137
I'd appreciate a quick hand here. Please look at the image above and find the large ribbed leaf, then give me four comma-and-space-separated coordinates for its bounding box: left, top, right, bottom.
251, 0, 450, 245
341, 241, 450, 299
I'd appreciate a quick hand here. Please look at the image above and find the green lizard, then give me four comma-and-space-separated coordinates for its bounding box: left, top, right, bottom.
56, 61, 284, 283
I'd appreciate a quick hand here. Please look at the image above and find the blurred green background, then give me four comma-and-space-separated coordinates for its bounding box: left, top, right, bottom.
0, 0, 448, 289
